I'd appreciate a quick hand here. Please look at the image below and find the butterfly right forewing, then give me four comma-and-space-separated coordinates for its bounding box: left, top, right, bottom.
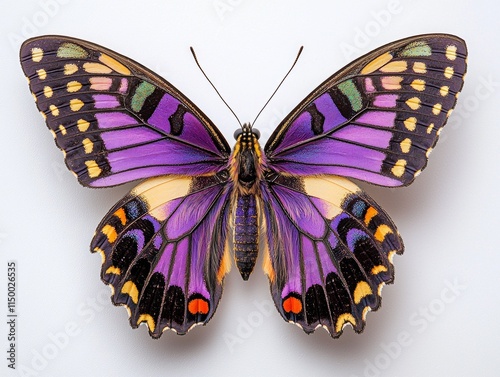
265, 34, 467, 187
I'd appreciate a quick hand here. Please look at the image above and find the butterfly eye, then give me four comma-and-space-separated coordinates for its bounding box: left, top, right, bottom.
252, 128, 261, 140
233, 128, 243, 140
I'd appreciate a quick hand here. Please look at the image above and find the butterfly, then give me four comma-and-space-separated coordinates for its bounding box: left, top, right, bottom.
20, 34, 467, 338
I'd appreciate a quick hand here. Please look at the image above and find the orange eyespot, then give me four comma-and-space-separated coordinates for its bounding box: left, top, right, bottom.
283, 296, 302, 314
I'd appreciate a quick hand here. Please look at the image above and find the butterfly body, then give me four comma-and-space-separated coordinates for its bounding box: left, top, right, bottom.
20, 34, 467, 338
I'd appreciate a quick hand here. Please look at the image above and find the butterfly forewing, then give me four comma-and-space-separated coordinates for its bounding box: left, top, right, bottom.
20, 36, 230, 188
265, 34, 467, 187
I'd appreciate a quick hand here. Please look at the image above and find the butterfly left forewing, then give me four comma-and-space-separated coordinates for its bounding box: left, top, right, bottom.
20, 36, 230, 188
265, 34, 467, 187
91, 173, 233, 336
261, 175, 402, 336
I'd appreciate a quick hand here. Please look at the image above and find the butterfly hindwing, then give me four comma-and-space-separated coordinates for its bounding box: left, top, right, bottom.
265, 34, 467, 187
20, 36, 230, 187
261, 175, 403, 336
91, 173, 233, 336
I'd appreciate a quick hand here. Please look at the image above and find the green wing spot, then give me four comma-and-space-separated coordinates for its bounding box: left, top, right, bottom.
338, 80, 362, 112
131, 81, 156, 112
56, 43, 89, 59
400, 41, 432, 57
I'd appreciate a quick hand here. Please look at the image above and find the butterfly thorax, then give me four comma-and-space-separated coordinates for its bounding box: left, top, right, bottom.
230, 123, 264, 196
229, 124, 264, 280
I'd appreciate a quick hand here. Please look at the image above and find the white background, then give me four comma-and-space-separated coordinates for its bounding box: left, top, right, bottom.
1, 1, 499, 376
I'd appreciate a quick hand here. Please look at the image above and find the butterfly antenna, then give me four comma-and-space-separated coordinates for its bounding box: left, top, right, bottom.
251, 46, 304, 126
190, 47, 243, 128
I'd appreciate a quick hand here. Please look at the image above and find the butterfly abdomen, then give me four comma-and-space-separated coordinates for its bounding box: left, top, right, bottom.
234, 194, 259, 280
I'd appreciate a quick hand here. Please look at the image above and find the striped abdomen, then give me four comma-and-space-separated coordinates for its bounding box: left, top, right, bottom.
234, 194, 259, 280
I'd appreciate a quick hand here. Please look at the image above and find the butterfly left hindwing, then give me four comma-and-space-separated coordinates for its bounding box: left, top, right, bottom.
91, 173, 233, 336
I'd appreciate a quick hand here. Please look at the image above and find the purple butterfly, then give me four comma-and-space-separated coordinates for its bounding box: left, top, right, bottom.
20, 34, 467, 338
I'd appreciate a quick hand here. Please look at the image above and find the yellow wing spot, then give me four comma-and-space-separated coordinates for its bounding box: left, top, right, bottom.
99, 54, 131, 75
405, 97, 421, 110
404, 117, 417, 131
446, 45, 457, 60
410, 79, 425, 91
137, 314, 156, 332
93, 247, 106, 264
43, 86, 53, 98
391, 159, 407, 178
82, 138, 93, 154
31, 47, 43, 62
432, 103, 442, 115
77, 119, 90, 132
427, 123, 435, 134
388, 250, 397, 263
413, 62, 427, 73
437, 127, 444, 136
364, 206, 378, 226
49, 104, 59, 116
444, 66, 454, 79
49, 129, 56, 139
455, 92, 460, 99
426, 148, 433, 158
114, 208, 127, 226
85, 160, 102, 178
121, 281, 139, 304
353, 281, 373, 304
64, 63, 78, 75
447, 109, 453, 117
374, 224, 394, 242
335, 313, 356, 333
32, 92, 37, 102
40, 111, 47, 120
83, 62, 113, 74
101, 224, 117, 243
361, 52, 393, 74
36, 68, 47, 79
400, 138, 412, 153
381, 76, 403, 90
377, 282, 386, 296
58, 125, 67, 136
105, 266, 121, 275
380, 60, 407, 73
70, 98, 84, 111
217, 246, 232, 284
414, 169, 422, 178
371, 265, 388, 275
440, 86, 449, 97
67, 81, 82, 93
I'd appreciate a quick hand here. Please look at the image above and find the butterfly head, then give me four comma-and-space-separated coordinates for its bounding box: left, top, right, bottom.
230, 123, 265, 194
